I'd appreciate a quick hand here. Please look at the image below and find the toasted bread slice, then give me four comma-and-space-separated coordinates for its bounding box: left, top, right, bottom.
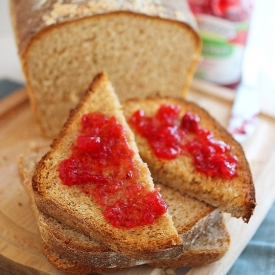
122, 97, 256, 222
38, 187, 221, 268
18, 147, 229, 272
32, 73, 182, 260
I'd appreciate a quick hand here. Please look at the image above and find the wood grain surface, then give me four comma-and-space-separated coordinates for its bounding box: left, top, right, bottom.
1, 82, 275, 275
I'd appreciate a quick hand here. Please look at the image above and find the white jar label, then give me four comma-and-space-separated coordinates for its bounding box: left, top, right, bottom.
195, 14, 249, 85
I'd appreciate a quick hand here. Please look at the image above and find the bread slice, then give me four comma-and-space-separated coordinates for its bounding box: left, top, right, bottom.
122, 97, 256, 222
42, 216, 229, 274
38, 187, 222, 266
32, 72, 182, 261
18, 146, 229, 273
10, 0, 201, 138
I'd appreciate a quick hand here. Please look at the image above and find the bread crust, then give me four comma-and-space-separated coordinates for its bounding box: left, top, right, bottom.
10, 0, 199, 55
122, 97, 256, 222
32, 73, 183, 260
42, 216, 229, 273
42, 243, 131, 275
38, 192, 220, 268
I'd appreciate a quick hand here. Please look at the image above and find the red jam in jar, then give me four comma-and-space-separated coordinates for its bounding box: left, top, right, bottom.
187, 0, 253, 88
59, 112, 167, 229
129, 104, 238, 179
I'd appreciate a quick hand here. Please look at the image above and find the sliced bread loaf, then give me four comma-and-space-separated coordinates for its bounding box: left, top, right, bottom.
32, 72, 182, 260
18, 146, 229, 273
38, 187, 221, 267
10, 0, 201, 138
41, 215, 229, 274
122, 97, 256, 222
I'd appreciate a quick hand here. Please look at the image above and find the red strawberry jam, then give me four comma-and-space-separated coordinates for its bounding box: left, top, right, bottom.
129, 104, 238, 179
59, 112, 167, 228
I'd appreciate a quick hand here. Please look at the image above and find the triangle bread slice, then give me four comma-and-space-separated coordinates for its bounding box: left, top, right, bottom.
32, 72, 182, 261
123, 97, 256, 223
19, 147, 229, 273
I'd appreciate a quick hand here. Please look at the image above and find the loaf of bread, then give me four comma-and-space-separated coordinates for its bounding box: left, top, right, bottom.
32, 72, 183, 261
10, 0, 201, 138
123, 97, 256, 222
18, 146, 229, 274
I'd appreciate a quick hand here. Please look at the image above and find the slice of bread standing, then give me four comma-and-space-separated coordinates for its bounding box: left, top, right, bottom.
32, 73, 182, 261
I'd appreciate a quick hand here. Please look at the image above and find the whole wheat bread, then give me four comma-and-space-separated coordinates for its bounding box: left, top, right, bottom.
39, 187, 222, 267
42, 212, 229, 275
32, 72, 182, 261
10, 0, 201, 138
122, 97, 256, 222
18, 146, 229, 273
42, 218, 230, 273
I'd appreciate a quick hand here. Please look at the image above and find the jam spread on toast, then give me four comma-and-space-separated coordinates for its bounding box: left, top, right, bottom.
129, 104, 238, 179
59, 112, 167, 228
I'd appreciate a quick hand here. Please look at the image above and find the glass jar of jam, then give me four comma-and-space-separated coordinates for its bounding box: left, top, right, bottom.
188, 0, 254, 89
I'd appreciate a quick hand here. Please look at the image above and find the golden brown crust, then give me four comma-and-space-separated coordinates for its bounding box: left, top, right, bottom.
122, 97, 256, 222
32, 72, 183, 261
